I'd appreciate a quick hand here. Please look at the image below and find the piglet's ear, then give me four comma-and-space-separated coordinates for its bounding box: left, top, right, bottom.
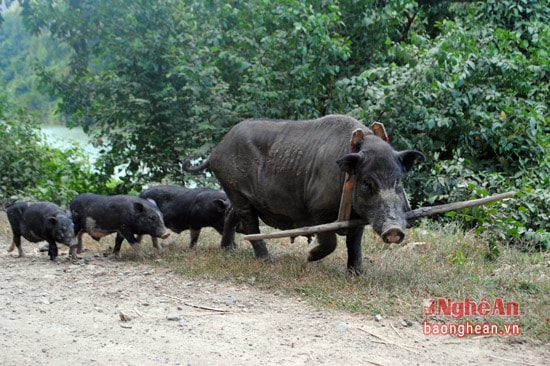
213, 199, 229, 213
133, 202, 146, 212
337, 152, 364, 175
397, 150, 426, 172
47, 217, 58, 225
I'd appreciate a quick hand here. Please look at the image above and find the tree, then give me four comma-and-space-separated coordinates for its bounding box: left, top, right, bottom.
21, 0, 195, 190
1, 0, 16, 18
0, 3, 68, 123
19, 0, 352, 190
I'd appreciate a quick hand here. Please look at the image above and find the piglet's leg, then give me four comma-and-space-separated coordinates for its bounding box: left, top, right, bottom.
151, 237, 162, 250
76, 231, 85, 254
130, 240, 145, 260
117, 231, 145, 260
68, 245, 79, 261
137, 234, 161, 250
189, 229, 201, 249
112, 233, 124, 259
8, 239, 25, 258
46, 239, 59, 261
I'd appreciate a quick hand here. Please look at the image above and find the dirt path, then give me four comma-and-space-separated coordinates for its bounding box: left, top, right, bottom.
0, 247, 547, 365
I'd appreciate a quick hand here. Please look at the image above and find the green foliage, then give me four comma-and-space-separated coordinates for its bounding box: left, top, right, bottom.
230, 1, 351, 118
0, 3, 69, 124
448, 250, 466, 265
16, 0, 353, 190
19, 0, 238, 191
336, 12, 548, 175
0, 90, 97, 207
451, 173, 550, 251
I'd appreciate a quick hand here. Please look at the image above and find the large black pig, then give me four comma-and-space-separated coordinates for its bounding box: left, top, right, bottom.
139, 185, 235, 249
69, 193, 170, 259
185, 115, 425, 273
7, 202, 78, 260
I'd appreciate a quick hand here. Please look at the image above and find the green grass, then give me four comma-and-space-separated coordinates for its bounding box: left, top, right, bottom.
114, 219, 549, 343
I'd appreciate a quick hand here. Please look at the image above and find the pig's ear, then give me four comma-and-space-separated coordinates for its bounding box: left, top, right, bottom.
133, 202, 146, 212
337, 152, 364, 175
213, 199, 229, 213
397, 150, 426, 172
47, 217, 58, 225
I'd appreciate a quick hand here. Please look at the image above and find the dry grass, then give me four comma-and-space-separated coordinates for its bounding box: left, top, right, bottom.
1, 210, 547, 343
116, 219, 550, 343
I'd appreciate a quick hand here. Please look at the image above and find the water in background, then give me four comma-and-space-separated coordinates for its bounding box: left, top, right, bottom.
40, 125, 100, 163
39, 125, 187, 183
40, 125, 132, 180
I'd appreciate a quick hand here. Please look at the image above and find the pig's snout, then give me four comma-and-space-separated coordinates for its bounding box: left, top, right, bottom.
382, 226, 405, 244
160, 232, 170, 239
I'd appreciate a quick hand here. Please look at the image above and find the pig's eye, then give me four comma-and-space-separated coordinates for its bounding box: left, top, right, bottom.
362, 179, 374, 194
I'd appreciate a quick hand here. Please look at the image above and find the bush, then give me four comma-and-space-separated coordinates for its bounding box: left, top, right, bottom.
428, 161, 550, 251
0, 94, 97, 207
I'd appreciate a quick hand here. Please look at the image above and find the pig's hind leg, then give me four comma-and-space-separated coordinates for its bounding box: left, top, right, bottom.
6, 211, 26, 257
7, 232, 25, 258
7, 238, 25, 257
189, 229, 201, 248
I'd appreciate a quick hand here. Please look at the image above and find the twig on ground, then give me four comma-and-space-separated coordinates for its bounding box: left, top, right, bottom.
133, 307, 143, 317
161, 293, 229, 313
363, 358, 385, 366
487, 355, 538, 366
183, 302, 230, 313
355, 326, 419, 354
390, 323, 402, 338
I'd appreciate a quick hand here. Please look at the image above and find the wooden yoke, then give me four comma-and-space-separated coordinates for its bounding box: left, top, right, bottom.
244, 191, 516, 241
337, 128, 364, 221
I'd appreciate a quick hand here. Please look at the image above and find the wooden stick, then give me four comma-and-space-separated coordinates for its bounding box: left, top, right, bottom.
404, 191, 516, 219
244, 220, 367, 241
243, 191, 515, 241
162, 294, 230, 313
183, 302, 230, 313
338, 128, 364, 221
133, 307, 143, 317
362, 358, 385, 366
337, 175, 354, 221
